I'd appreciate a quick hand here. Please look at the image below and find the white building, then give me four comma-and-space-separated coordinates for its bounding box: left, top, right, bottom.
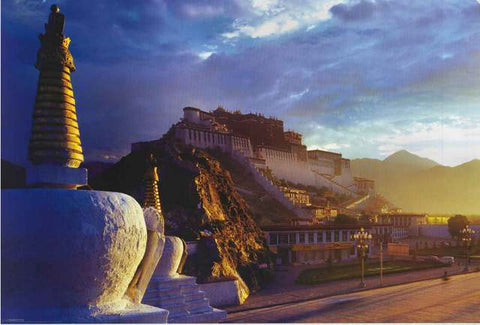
263, 224, 372, 265
174, 107, 253, 157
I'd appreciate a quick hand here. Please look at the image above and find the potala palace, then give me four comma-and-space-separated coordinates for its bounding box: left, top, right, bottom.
134, 107, 374, 198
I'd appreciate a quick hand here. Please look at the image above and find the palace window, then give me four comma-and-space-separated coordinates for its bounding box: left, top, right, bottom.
289, 233, 296, 244
269, 233, 278, 245
334, 231, 340, 242
279, 234, 288, 244
317, 231, 323, 242
342, 231, 348, 242
308, 232, 314, 243
326, 231, 332, 242
299, 233, 306, 243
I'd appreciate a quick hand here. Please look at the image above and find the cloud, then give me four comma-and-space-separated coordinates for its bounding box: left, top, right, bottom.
165, 0, 243, 19
197, 51, 214, 60
3, 0, 480, 167
330, 0, 376, 21
221, 0, 348, 39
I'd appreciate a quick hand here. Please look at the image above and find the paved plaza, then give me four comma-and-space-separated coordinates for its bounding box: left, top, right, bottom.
226, 259, 478, 314
227, 272, 480, 323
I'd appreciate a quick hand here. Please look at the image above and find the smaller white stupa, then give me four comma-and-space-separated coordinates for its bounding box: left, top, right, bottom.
140, 154, 227, 323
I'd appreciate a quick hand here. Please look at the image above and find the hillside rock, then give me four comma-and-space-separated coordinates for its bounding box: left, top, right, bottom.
90, 131, 272, 302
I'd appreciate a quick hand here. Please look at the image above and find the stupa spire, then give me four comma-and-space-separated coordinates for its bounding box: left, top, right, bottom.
143, 154, 162, 212
28, 4, 83, 168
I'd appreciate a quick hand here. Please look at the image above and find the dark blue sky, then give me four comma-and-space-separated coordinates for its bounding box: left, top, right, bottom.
3, 0, 480, 166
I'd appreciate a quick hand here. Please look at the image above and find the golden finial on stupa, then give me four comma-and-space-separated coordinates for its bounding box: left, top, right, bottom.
28, 4, 83, 168
143, 154, 161, 212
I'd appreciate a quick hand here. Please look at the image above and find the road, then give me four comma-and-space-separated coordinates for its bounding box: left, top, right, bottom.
227, 272, 480, 323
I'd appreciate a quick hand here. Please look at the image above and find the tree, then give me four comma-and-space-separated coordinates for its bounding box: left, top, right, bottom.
334, 214, 358, 225
447, 215, 469, 240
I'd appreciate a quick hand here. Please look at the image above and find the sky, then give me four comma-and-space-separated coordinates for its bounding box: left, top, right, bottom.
2, 0, 480, 167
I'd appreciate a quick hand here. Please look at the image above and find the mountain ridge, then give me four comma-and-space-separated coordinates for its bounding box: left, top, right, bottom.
383, 150, 440, 169
351, 150, 480, 214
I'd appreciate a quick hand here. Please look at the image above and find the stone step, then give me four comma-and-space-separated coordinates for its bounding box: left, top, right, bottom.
144, 286, 183, 297
149, 281, 183, 292
183, 291, 206, 302
144, 275, 226, 323
142, 294, 185, 306
179, 284, 199, 295
164, 306, 189, 317
186, 298, 213, 313
151, 275, 197, 287
143, 287, 181, 299
156, 301, 189, 314
144, 289, 182, 297
189, 305, 213, 315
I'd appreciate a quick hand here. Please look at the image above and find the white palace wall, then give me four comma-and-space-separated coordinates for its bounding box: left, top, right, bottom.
257, 147, 316, 187
174, 114, 356, 197
257, 147, 356, 196
332, 161, 355, 189
175, 127, 253, 157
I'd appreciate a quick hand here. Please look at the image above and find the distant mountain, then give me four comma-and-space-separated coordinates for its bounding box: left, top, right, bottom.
383, 150, 439, 169
352, 151, 480, 214
1, 160, 26, 188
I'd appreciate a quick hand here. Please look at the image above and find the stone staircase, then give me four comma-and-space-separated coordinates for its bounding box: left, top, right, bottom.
231, 152, 310, 218
312, 169, 358, 197
143, 275, 226, 323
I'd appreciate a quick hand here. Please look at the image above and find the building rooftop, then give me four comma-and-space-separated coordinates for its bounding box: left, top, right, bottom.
379, 213, 427, 218
301, 204, 337, 210
183, 106, 202, 112
308, 149, 342, 156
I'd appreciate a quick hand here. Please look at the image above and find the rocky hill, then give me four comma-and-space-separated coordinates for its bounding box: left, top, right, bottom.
352, 150, 480, 214
89, 130, 278, 300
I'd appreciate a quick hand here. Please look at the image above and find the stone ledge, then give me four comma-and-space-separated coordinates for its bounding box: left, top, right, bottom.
198, 280, 242, 307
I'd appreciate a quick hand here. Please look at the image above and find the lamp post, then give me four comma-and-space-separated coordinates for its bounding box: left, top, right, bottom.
460, 225, 475, 272
380, 236, 385, 286
354, 227, 372, 288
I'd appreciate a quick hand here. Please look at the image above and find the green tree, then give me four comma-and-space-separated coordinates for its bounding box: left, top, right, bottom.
447, 215, 469, 240
334, 214, 358, 225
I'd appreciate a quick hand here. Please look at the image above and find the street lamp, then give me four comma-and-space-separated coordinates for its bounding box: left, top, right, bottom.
460, 225, 475, 272
378, 233, 389, 286
354, 227, 372, 288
